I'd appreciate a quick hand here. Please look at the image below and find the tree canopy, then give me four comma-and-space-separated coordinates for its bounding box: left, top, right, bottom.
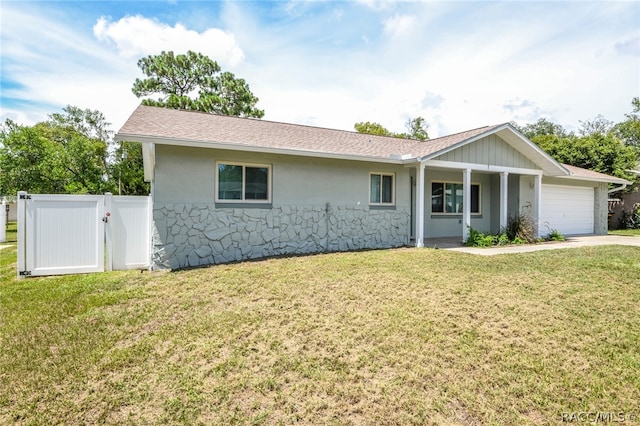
353, 121, 394, 137
513, 99, 640, 181
354, 116, 429, 141
0, 106, 149, 196
132, 50, 264, 118
512, 118, 568, 139
532, 132, 637, 180
613, 97, 640, 148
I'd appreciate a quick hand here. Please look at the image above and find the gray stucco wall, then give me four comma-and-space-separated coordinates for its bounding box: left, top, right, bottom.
151, 145, 411, 269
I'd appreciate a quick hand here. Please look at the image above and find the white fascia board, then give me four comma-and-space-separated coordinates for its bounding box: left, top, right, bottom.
141, 143, 155, 182
554, 174, 631, 185
115, 134, 410, 165
424, 159, 543, 176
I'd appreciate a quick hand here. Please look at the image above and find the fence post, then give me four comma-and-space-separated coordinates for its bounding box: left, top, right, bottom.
17, 191, 27, 279
0, 197, 6, 243
104, 193, 113, 272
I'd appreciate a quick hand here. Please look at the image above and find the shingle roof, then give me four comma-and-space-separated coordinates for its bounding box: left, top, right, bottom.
116, 105, 629, 184
561, 164, 629, 184
116, 105, 500, 161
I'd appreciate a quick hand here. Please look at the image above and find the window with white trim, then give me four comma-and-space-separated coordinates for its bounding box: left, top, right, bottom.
370, 172, 395, 205
216, 162, 271, 203
431, 181, 480, 214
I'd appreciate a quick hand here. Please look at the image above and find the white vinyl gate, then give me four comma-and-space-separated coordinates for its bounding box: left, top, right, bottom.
107, 196, 151, 271
17, 192, 150, 278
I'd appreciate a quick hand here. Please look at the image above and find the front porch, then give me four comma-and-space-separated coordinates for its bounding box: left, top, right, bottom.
411, 163, 543, 246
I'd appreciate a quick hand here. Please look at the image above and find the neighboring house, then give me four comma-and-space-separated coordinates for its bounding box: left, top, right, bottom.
116, 105, 630, 270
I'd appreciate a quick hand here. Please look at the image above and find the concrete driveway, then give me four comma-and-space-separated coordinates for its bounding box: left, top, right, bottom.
434, 235, 640, 256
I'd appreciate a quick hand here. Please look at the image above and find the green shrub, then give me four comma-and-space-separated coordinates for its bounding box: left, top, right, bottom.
546, 229, 565, 241
496, 233, 510, 245
620, 206, 640, 229
506, 213, 536, 244
466, 227, 495, 247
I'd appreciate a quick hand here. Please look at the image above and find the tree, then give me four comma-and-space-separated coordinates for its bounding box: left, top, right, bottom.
613, 97, 640, 149
402, 116, 429, 141
532, 133, 637, 180
0, 120, 62, 194
0, 106, 118, 195
354, 116, 430, 140
132, 50, 264, 118
0, 106, 150, 195
354, 121, 394, 137
578, 114, 614, 136
512, 118, 569, 139
110, 142, 150, 196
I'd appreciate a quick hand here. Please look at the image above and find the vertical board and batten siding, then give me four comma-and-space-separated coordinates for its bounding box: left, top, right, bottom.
540, 184, 595, 235
25, 194, 105, 276
434, 135, 538, 169
109, 196, 151, 270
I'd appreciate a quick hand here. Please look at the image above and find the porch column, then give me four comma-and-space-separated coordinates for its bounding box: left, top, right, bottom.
500, 172, 509, 230
462, 168, 471, 242
534, 174, 542, 238
415, 163, 425, 247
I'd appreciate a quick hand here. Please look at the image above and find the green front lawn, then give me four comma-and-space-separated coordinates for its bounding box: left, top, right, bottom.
609, 228, 640, 236
2, 221, 16, 244
1, 244, 639, 424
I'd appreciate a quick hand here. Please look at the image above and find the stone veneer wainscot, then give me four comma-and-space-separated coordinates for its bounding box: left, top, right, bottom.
151, 203, 410, 270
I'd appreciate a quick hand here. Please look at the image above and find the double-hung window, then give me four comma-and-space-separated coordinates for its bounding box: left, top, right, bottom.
370, 173, 395, 205
431, 181, 480, 214
216, 162, 271, 203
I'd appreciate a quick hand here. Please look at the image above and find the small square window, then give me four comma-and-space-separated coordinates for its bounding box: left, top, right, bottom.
216, 162, 271, 203
370, 173, 395, 205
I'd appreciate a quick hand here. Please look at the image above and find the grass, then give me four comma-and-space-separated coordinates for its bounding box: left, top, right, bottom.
2, 221, 16, 243
609, 228, 640, 236
1, 240, 640, 424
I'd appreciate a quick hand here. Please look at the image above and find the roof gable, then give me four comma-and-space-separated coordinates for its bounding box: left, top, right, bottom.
432, 133, 538, 170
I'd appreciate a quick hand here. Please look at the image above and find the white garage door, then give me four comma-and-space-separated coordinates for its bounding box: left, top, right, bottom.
541, 185, 594, 235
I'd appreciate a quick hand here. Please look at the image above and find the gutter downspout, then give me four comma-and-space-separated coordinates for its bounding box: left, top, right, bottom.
608, 183, 628, 194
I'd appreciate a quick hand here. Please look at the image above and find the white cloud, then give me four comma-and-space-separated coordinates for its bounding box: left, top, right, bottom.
93, 15, 245, 66
615, 36, 640, 57
421, 92, 444, 110
382, 14, 416, 40
356, 0, 399, 12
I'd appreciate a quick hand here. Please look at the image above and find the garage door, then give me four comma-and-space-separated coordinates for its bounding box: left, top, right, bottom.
541, 185, 594, 235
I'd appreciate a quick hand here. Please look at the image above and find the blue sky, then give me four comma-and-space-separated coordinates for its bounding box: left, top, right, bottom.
1, 1, 639, 137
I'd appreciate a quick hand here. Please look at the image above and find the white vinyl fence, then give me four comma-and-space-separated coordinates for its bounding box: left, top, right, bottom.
1, 197, 6, 243
17, 192, 150, 278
